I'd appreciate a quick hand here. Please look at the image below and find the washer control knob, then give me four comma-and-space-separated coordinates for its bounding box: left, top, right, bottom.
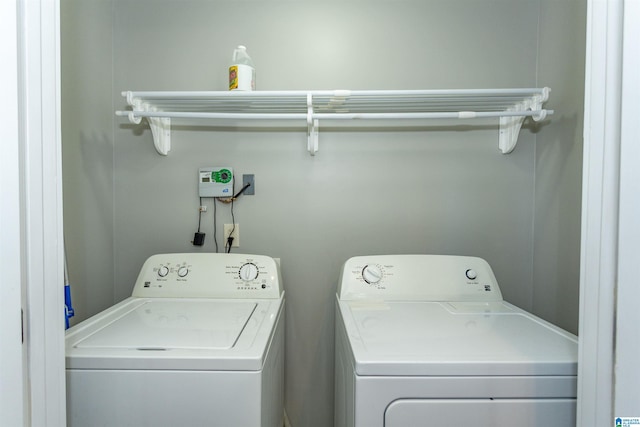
239, 263, 259, 282
362, 265, 383, 284
177, 266, 189, 278
465, 269, 477, 280
158, 266, 169, 277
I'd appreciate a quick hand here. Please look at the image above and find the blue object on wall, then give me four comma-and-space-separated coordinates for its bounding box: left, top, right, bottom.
64, 247, 75, 329
65, 283, 74, 329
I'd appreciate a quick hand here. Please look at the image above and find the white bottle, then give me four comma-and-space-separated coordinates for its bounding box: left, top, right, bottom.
229, 45, 255, 91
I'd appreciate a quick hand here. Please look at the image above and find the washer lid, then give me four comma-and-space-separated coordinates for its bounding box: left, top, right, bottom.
74, 300, 256, 350
338, 300, 578, 376
66, 296, 284, 371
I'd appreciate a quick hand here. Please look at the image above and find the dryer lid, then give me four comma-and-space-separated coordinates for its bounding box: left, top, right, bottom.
74, 300, 257, 350
338, 300, 578, 377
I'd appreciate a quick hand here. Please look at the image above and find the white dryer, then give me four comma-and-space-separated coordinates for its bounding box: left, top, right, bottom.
66, 253, 284, 427
334, 255, 577, 427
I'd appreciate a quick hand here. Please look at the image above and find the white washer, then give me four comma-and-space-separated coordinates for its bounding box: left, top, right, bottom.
335, 255, 577, 427
66, 253, 285, 427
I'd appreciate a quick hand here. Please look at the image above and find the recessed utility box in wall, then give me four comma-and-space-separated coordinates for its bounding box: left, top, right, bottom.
198, 167, 233, 197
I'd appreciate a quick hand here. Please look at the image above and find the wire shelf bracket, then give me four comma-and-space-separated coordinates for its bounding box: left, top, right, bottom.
498, 87, 550, 154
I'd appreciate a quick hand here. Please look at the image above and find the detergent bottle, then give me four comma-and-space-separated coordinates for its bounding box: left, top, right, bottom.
229, 45, 255, 91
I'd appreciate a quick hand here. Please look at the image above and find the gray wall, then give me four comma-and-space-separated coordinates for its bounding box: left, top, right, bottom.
533, 0, 586, 334
62, 0, 114, 322
62, 1, 585, 426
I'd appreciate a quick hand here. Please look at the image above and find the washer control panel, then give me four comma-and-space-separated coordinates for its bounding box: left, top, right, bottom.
338, 255, 502, 302
132, 253, 282, 299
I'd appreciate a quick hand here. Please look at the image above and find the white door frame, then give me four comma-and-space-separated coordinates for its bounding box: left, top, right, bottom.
613, 0, 640, 416
1, 0, 26, 424
577, 0, 620, 424
9, 0, 66, 425
578, 0, 640, 425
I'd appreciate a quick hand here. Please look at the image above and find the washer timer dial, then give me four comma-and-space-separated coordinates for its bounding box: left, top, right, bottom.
362, 264, 383, 284
239, 263, 259, 282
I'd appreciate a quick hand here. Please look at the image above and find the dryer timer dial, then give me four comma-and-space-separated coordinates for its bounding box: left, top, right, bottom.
465, 269, 478, 280
362, 265, 383, 284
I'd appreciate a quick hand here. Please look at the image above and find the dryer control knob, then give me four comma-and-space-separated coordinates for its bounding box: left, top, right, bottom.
239, 263, 259, 282
362, 265, 383, 284
465, 269, 478, 280
158, 266, 169, 277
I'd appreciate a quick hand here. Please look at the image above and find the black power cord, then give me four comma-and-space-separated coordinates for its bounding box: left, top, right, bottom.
192, 178, 252, 252
192, 197, 205, 246
233, 182, 252, 199
226, 199, 236, 253
213, 197, 219, 253
218, 179, 253, 253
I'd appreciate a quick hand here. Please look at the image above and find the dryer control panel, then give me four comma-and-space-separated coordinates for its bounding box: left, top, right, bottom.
337, 255, 502, 302
131, 253, 282, 299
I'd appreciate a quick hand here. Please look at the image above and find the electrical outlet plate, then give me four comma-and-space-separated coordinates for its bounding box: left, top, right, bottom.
199, 167, 233, 197
224, 224, 239, 247
242, 174, 255, 195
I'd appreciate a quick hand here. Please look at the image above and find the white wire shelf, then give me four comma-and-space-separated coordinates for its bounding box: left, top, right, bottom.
115, 88, 553, 156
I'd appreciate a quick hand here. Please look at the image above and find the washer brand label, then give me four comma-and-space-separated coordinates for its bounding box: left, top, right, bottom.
616, 418, 640, 426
